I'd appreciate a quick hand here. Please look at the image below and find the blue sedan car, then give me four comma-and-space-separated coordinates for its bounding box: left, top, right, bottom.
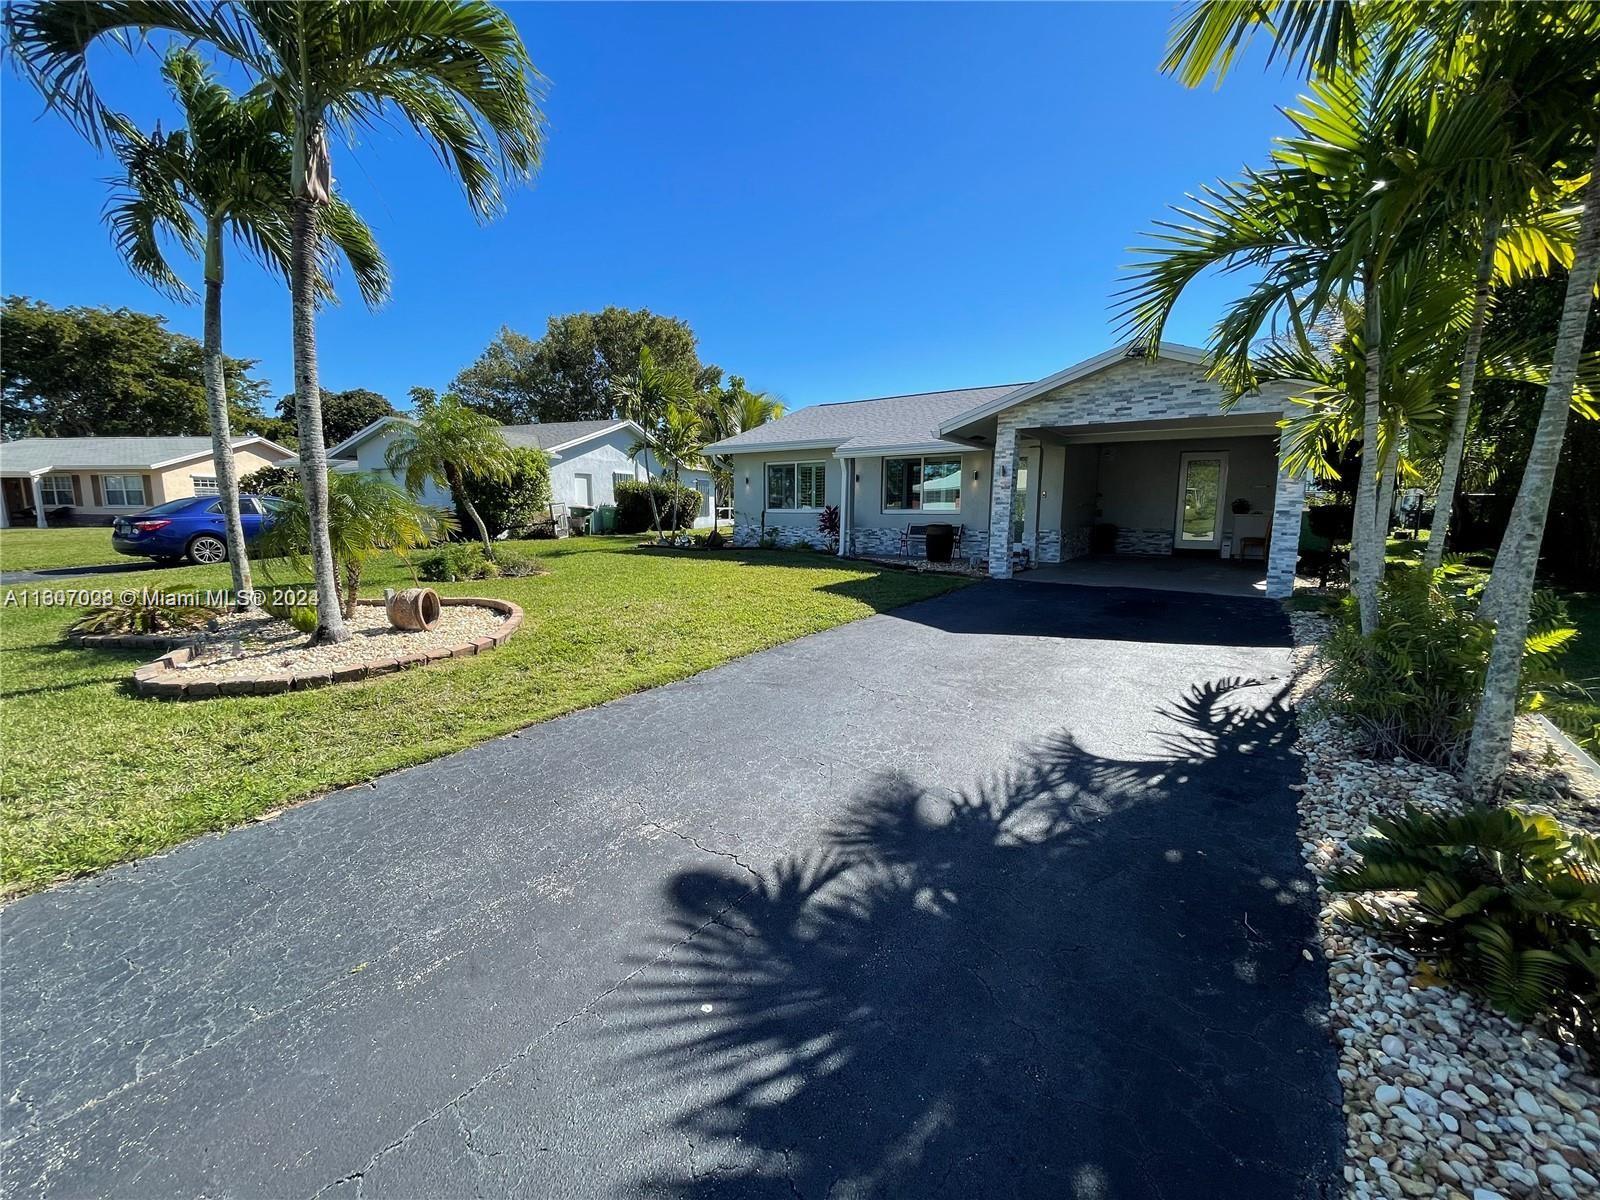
111, 493, 283, 565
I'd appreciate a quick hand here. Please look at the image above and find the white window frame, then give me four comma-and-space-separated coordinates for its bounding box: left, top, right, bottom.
765, 460, 827, 512
1173, 450, 1230, 550
881, 454, 962, 515
572, 472, 594, 507
38, 474, 74, 506
191, 475, 219, 495
102, 474, 147, 508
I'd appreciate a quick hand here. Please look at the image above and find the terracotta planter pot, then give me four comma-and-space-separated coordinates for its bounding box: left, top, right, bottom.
386, 587, 441, 632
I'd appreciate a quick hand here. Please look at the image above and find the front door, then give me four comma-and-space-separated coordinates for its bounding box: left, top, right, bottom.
1174, 451, 1228, 550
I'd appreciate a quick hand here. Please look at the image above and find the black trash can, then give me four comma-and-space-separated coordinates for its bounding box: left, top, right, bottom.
924, 522, 954, 563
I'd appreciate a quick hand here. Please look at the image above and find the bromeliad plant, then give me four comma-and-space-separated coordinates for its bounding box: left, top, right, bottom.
1326, 805, 1600, 1054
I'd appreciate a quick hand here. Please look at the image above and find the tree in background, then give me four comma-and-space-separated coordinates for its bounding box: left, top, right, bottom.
277, 387, 396, 449
385, 391, 516, 556
103, 47, 387, 610
452, 307, 714, 423
5, 0, 546, 645
1, 297, 269, 439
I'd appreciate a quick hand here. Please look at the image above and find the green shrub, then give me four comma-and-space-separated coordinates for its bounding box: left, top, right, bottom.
1320, 568, 1576, 769
416, 543, 500, 583
237, 464, 298, 497
264, 599, 318, 634
492, 546, 545, 578
1327, 805, 1600, 1054
614, 479, 702, 534
457, 446, 551, 537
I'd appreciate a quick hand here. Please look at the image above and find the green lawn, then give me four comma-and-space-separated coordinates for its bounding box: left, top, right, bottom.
1, 536, 967, 896
0, 525, 125, 572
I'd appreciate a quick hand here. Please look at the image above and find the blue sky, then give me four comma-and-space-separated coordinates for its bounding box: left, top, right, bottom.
1, 2, 1298, 414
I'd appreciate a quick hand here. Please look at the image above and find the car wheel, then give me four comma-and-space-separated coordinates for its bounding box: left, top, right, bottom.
187, 535, 228, 565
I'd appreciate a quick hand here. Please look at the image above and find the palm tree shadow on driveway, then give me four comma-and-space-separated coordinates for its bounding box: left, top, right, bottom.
600, 677, 1343, 1199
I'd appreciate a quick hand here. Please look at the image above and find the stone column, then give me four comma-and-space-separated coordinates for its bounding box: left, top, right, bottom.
987, 420, 1020, 578
1266, 443, 1307, 600
30, 475, 48, 528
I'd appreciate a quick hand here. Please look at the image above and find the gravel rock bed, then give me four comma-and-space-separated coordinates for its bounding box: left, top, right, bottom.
1288, 611, 1600, 1200
172, 604, 508, 683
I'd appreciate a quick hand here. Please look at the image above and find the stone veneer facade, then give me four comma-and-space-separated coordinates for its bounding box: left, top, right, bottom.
737, 517, 991, 566
987, 356, 1302, 597
1112, 528, 1175, 556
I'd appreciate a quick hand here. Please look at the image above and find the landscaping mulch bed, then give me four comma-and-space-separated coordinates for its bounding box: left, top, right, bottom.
133, 598, 520, 699
1288, 612, 1600, 1200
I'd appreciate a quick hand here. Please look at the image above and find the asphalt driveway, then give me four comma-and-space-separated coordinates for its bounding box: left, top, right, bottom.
1, 581, 1341, 1198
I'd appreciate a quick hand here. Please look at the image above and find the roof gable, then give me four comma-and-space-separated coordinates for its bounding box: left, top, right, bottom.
702, 385, 1024, 457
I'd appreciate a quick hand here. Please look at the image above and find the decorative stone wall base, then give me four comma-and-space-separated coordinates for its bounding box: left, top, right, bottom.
1061, 525, 1091, 561
1114, 528, 1174, 556
1035, 530, 1063, 565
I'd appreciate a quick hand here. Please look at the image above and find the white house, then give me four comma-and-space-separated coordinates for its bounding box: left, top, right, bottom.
324, 416, 717, 528
703, 342, 1308, 598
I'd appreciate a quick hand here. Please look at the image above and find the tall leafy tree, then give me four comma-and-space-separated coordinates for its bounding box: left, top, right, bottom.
103, 47, 387, 607
451, 308, 712, 423
7, 0, 547, 643
611, 346, 696, 543
385, 391, 515, 555
0, 296, 268, 438
277, 386, 396, 448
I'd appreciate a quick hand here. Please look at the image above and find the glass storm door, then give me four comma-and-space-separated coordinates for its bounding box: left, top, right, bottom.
1010, 453, 1031, 547
1174, 452, 1228, 549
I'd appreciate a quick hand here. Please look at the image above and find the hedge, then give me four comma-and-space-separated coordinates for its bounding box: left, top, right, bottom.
614, 479, 702, 533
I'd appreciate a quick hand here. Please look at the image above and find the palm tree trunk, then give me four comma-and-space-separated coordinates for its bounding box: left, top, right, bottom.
202, 215, 254, 610
290, 186, 347, 644
1425, 221, 1500, 570
343, 561, 361, 619
1352, 275, 1384, 635
1464, 150, 1600, 799
643, 446, 664, 541
448, 465, 494, 554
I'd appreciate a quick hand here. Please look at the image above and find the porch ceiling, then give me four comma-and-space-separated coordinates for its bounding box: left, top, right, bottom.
1022, 411, 1280, 445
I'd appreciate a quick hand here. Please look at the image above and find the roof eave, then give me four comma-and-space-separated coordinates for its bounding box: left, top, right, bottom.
703, 437, 844, 456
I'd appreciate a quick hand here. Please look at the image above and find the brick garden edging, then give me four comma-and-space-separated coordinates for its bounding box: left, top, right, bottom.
130, 597, 523, 700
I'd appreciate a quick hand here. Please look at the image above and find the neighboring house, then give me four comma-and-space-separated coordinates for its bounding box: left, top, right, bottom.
322, 416, 717, 528
703, 342, 1308, 599
0, 435, 294, 529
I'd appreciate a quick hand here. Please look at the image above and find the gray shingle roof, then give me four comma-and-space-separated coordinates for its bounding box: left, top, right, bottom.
0, 436, 237, 474
499, 420, 629, 452
702, 385, 1026, 456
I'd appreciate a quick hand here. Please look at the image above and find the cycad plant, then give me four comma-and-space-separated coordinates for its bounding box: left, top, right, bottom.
103, 47, 387, 610
385, 392, 515, 556
253, 471, 455, 621
7, 0, 546, 643
1326, 805, 1600, 1052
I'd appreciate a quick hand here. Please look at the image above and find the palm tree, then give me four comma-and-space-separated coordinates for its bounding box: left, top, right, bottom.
1120, 63, 1509, 632
104, 46, 387, 610
699, 376, 783, 523
6, 0, 546, 643
612, 346, 696, 542
254, 469, 455, 620
385, 391, 515, 556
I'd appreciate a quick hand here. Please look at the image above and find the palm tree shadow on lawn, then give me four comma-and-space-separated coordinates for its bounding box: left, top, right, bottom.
601, 678, 1342, 1199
